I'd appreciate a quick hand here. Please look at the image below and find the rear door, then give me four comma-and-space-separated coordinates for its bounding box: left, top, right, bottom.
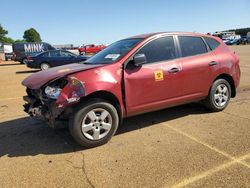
49, 51, 63, 66
124, 36, 183, 116
175, 36, 219, 99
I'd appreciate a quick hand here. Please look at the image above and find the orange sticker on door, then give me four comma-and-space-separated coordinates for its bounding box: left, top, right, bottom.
154, 70, 164, 81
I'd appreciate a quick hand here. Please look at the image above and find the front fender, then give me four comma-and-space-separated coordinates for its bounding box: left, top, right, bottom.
55, 65, 124, 114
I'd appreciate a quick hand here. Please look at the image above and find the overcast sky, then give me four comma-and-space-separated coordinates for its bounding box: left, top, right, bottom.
1, 0, 249, 45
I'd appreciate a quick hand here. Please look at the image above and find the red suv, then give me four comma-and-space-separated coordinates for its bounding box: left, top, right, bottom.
22, 32, 240, 148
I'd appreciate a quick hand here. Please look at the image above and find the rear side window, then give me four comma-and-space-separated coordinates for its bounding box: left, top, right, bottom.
42, 52, 49, 57
204, 37, 220, 50
178, 36, 207, 57
136, 36, 176, 64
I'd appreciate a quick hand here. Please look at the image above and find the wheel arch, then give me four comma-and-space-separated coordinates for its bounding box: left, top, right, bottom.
78, 90, 123, 125
40, 61, 50, 66
21, 57, 28, 64
213, 74, 236, 98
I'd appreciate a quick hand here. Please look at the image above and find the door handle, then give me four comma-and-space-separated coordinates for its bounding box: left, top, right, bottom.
209, 61, 217, 66
168, 67, 180, 73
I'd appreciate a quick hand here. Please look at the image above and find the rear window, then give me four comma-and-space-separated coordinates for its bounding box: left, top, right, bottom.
204, 37, 220, 50
178, 36, 207, 57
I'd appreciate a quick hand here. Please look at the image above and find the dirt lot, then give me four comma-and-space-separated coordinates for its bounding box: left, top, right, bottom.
0, 45, 249, 188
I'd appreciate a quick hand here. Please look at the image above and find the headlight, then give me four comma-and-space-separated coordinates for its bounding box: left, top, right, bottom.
44, 86, 62, 99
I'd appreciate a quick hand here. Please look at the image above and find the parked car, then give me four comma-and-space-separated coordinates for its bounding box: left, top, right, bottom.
26, 50, 88, 70
223, 38, 240, 45
3, 44, 13, 61
78, 44, 106, 55
13, 42, 55, 64
22, 32, 240, 148
238, 36, 248, 45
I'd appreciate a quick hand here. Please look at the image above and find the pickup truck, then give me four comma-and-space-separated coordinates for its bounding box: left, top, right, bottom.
22, 32, 240, 148
78, 44, 106, 55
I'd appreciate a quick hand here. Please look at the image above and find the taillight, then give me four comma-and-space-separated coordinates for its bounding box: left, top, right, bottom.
27, 56, 33, 61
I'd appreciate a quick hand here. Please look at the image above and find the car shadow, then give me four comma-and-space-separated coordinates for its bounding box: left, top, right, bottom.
16, 70, 39, 74
0, 102, 209, 157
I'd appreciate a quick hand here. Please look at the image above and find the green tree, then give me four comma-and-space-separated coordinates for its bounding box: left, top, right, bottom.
0, 24, 16, 43
2, 37, 14, 43
0, 24, 15, 43
15, 39, 26, 43
0, 24, 8, 40
23, 28, 42, 42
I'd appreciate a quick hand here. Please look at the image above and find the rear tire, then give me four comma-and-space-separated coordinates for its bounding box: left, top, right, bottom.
204, 79, 231, 112
69, 99, 119, 148
22, 58, 27, 64
40, 63, 50, 70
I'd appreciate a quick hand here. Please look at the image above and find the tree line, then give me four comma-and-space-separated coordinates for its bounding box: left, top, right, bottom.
0, 24, 42, 43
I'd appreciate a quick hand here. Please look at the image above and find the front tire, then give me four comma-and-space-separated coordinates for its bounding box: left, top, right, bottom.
69, 99, 119, 148
204, 79, 231, 112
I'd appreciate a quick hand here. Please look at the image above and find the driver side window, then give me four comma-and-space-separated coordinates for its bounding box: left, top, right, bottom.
136, 36, 176, 64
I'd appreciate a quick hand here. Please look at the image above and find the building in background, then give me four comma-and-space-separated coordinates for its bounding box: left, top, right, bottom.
53, 44, 75, 50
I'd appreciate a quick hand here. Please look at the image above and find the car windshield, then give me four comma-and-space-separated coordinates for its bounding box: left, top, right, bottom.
84, 38, 142, 64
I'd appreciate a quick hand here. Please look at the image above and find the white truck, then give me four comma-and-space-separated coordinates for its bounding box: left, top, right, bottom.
3, 44, 13, 61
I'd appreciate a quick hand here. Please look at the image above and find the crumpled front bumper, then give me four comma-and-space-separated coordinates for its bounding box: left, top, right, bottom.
23, 77, 85, 128
23, 94, 65, 128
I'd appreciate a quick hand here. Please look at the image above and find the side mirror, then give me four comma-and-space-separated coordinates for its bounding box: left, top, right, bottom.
133, 54, 147, 67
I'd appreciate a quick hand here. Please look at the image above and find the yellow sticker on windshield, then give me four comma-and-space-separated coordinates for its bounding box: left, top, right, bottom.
154, 70, 164, 81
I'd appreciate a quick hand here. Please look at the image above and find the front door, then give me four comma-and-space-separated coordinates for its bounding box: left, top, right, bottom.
124, 36, 183, 116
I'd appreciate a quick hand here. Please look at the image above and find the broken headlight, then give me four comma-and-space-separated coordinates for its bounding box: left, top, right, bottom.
44, 86, 62, 99
44, 78, 68, 99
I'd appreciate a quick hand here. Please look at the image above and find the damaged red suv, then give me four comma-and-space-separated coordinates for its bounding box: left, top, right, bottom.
22, 32, 240, 148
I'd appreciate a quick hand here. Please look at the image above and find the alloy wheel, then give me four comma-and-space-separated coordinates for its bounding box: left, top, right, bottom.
81, 108, 112, 140
214, 84, 229, 107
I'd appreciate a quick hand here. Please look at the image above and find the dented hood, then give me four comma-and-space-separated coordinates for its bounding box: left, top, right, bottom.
22, 63, 102, 89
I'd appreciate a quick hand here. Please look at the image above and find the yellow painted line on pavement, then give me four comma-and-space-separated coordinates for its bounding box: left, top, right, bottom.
170, 153, 250, 188
165, 124, 250, 169
162, 123, 250, 188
